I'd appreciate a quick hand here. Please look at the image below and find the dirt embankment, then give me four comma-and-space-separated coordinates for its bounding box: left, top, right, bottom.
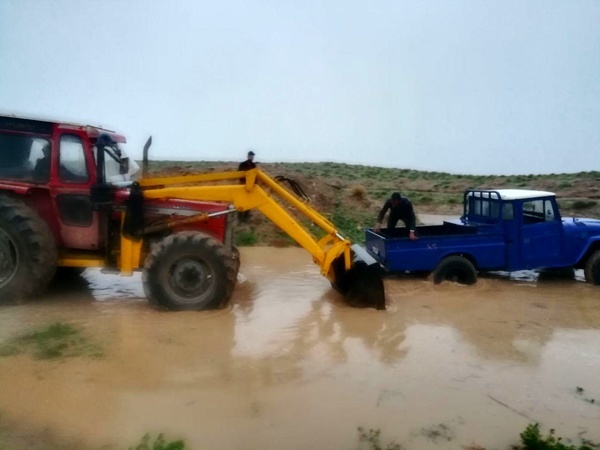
146, 161, 600, 246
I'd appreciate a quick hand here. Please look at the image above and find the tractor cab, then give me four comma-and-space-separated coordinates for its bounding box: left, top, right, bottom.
0, 115, 133, 187
0, 114, 230, 254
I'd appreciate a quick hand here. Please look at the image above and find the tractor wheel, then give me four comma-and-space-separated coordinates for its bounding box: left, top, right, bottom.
231, 246, 241, 275
0, 195, 57, 302
584, 250, 600, 285
432, 255, 477, 285
143, 231, 237, 310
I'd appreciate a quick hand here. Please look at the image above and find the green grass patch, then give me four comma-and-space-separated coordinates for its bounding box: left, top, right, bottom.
0, 322, 103, 360
519, 423, 597, 450
331, 209, 373, 244
355, 423, 600, 450
129, 433, 186, 450
357, 427, 403, 450
558, 181, 573, 189
572, 200, 598, 210
234, 229, 259, 246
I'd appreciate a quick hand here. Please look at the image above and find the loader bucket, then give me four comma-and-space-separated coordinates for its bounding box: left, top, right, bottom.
330, 244, 386, 310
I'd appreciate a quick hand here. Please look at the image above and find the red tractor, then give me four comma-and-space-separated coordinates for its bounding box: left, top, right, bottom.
0, 114, 240, 308
0, 114, 384, 310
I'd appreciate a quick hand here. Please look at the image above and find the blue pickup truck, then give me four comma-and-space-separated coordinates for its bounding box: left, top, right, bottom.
366, 189, 600, 285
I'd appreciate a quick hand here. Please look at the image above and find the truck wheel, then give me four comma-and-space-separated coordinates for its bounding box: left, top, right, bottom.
584, 250, 600, 285
143, 231, 237, 310
432, 255, 477, 285
0, 195, 57, 302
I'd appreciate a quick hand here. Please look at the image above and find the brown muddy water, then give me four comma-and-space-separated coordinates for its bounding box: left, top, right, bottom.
1, 247, 600, 449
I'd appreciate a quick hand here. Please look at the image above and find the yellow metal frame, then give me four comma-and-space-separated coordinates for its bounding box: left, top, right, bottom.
61, 169, 353, 283
140, 169, 353, 279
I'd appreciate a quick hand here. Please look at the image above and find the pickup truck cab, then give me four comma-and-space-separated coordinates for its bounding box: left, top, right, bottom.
366, 189, 600, 285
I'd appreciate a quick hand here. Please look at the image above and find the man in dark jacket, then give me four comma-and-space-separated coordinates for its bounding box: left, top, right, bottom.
237, 151, 256, 221
238, 150, 256, 172
374, 192, 417, 240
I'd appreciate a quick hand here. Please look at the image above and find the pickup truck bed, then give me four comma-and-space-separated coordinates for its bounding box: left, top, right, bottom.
366, 220, 506, 272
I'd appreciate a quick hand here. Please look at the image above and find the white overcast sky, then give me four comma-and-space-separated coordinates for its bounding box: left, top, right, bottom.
1, 0, 599, 175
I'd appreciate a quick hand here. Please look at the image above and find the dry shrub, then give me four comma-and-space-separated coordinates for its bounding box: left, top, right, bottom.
350, 185, 367, 199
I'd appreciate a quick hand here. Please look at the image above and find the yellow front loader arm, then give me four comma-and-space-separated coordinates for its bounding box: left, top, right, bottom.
130, 168, 385, 309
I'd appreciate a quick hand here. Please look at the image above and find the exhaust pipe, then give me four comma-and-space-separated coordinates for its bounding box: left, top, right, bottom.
330, 244, 386, 310
142, 136, 153, 177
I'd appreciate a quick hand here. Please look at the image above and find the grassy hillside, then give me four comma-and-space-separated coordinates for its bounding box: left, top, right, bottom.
146, 161, 600, 246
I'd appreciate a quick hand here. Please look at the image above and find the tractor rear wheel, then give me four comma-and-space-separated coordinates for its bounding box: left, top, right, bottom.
0, 195, 57, 302
584, 250, 600, 285
432, 255, 477, 285
143, 231, 237, 310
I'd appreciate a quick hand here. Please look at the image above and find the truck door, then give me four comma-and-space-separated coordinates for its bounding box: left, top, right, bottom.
520, 198, 563, 268
49, 133, 99, 250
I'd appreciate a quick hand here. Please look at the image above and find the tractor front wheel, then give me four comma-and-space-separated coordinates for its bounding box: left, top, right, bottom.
143, 231, 237, 310
0, 195, 57, 302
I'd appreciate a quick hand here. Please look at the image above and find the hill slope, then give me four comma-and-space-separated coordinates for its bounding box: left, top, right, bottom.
146, 161, 600, 246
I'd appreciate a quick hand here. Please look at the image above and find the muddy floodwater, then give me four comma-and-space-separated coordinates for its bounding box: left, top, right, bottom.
1, 247, 600, 449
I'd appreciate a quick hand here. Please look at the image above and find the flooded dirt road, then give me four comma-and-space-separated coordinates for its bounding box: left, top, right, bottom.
1, 247, 600, 449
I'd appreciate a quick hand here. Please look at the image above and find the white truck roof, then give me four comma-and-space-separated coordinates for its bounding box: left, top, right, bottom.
470, 189, 555, 200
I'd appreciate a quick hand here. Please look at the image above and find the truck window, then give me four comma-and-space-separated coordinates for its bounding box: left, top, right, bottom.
522, 199, 555, 224
545, 200, 556, 221
503, 203, 514, 220
490, 201, 500, 218
468, 197, 501, 219
0, 132, 50, 183
59, 135, 89, 183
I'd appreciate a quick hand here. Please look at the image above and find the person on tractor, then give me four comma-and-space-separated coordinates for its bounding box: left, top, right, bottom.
33, 144, 51, 182
374, 192, 418, 241
237, 150, 257, 222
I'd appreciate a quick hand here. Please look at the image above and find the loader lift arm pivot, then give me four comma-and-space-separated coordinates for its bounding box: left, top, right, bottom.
138, 169, 386, 309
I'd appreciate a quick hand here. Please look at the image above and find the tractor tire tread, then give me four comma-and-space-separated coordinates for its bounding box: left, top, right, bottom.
143, 231, 237, 310
0, 194, 57, 302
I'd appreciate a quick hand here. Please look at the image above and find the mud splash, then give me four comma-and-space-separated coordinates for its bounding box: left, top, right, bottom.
1, 247, 599, 449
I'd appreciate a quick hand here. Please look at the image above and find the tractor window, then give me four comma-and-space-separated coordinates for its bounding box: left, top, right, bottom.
59, 135, 89, 183
102, 146, 123, 180
93, 144, 139, 183
0, 132, 50, 183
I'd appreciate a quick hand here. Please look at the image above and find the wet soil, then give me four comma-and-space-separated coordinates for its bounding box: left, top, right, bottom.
1, 247, 599, 449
